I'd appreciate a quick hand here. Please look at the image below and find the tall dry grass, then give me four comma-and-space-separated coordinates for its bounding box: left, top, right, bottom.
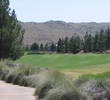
0, 60, 85, 100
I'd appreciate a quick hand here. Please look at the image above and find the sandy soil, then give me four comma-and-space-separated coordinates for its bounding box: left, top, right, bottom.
0, 81, 36, 100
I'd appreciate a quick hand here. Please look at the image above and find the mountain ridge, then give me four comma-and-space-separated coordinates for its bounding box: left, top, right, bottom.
20, 21, 110, 45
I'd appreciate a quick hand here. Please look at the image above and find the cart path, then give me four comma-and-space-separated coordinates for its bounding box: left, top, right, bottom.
0, 81, 36, 100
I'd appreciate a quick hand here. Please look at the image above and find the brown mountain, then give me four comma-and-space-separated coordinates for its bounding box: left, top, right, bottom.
20, 21, 110, 45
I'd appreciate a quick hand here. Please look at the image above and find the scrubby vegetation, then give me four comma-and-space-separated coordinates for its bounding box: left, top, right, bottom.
0, 60, 110, 100
0, 60, 85, 100
75, 73, 110, 100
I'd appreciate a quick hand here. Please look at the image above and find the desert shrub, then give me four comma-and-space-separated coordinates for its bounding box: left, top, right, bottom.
18, 77, 29, 86
45, 87, 86, 100
0, 60, 39, 86
16, 65, 38, 76
0, 60, 11, 80
0, 60, 83, 100
75, 72, 110, 100
34, 71, 67, 96
33, 70, 85, 100
79, 79, 110, 100
75, 72, 110, 87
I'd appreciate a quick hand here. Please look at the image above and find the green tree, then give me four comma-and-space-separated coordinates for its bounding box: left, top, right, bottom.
44, 43, 49, 51
57, 38, 64, 53
83, 33, 93, 52
31, 43, 39, 51
0, 0, 24, 59
69, 36, 74, 53
105, 28, 110, 50
64, 37, 69, 53
93, 30, 106, 52
50, 42, 56, 52
40, 43, 44, 51
69, 36, 81, 53
98, 30, 106, 52
74, 36, 82, 53
93, 33, 99, 52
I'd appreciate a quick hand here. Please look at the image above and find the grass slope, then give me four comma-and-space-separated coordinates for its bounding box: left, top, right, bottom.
16, 53, 110, 77
16, 53, 110, 70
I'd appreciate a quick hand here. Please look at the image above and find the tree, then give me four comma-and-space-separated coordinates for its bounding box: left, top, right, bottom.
0, 0, 24, 59
31, 43, 39, 51
57, 38, 64, 53
105, 28, 110, 50
93, 33, 99, 52
92, 30, 106, 52
83, 33, 93, 52
74, 36, 82, 53
98, 30, 106, 52
40, 43, 44, 51
69, 36, 74, 53
44, 43, 49, 51
69, 36, 81, 53
50, 42, 56, 52
64, 37, 69, 53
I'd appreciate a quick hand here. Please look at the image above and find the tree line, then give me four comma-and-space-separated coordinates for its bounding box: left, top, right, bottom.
2, 0, 110, 60
29, 28, 110, 53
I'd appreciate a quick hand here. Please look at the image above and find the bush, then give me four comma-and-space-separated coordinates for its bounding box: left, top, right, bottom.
45, 88, 86, 100
33, 71, 86, 100
75, 72, 110, 100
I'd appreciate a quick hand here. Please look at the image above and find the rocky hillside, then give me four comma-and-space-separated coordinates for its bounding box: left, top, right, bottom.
20, 21, 110, 45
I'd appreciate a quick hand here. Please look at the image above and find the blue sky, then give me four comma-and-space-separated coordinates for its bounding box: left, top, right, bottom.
10, 0, 110, 22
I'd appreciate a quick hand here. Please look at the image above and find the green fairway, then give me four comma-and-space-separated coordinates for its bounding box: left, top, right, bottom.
16, 53, 110, 70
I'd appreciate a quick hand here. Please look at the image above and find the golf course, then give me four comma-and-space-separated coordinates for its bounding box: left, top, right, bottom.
16, 53, 110, 76
1, 0, 110, 99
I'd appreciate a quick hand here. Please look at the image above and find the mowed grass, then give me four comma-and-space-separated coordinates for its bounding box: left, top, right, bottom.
16, 53, 110, 76
16, 53, 110, 69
